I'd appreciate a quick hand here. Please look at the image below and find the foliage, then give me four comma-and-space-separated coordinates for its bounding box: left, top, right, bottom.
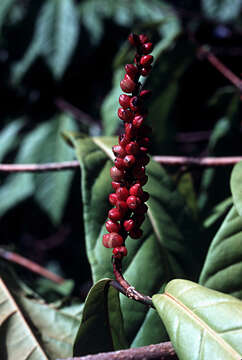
0, 0, 242, 359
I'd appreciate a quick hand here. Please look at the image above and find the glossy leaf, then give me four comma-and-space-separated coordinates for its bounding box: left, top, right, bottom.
199, 205, 242, 299
153, 279, 242, 360
74, 279, 127, 356
12, 0, 79, 81
230, 161, 242, 217
65, 133, 202, 345
0, 274, 83, 359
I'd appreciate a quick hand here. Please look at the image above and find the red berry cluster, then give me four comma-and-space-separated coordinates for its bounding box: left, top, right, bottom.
102, 33, 153, 260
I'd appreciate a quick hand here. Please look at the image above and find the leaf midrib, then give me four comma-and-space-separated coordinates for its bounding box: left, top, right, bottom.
164, 291, 241, 359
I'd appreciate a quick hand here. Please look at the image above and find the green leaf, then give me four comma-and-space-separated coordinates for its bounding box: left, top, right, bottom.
231, 161, 242, 217
199, 205, 242, 299
0, 0, 15, 31
0, 119, 24, 162
65, 133, 203, 345
202, 0, 242, 23
153, 279, 242, 360
0, 274, 83, 359
12, 0, 79, 81
204, 196, 233, 228
74, 279, 127, 356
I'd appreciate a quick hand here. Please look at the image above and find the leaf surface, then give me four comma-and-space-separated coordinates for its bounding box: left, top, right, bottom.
65, 133, 202, 345
153, 279, 242, 360
199, 205, 242, 299
230, 161, 242, 217
74, 279, 127, 356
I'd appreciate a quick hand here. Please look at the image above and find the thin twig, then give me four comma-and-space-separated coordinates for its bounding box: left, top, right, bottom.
57, 341, 177, 360
198, 46, 242, 93
112, 258, 153, 307
0, 248, 65, 284
1, 156, 242, 173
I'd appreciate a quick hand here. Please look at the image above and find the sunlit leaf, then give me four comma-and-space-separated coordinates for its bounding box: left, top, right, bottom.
153, 279, 242, 360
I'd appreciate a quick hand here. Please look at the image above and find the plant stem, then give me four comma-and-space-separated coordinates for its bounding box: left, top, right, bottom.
0, 156, 242, 173
0, 248, 65, 284
57, 341, 177, 360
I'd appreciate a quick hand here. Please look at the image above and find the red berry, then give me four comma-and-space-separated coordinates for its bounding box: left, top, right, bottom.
126, 141, 139, 155
120, 74, 136, 93
135, 203, 148, 214
129, 183, 143, 197
133, 115, 144, 128
114, 158, 125, 170
139, 34, 149, 44
109, 193, 118, 205
133, 166, 145, 179
108, 208, 123, 221
129, 228, 143, 239
140, 55, 153, 66
106, 220, 120, 233
116, 200, 128, 214
116, 187, 129, 201
112, 145, 126, 158
125, 64, 138, 79
112, 181, 121, 190
119, 134, 129, 148
126, 195, 141, 210
110, 166, 125, 182
113, 246, 128, 259
140, 65, 152, 77
129, 96, 140, 111
119, 94, 131, 109
136, 154, 150, 166
138, 137, 150, 147
128, 33, 140, 47
123, 219, 136, 232
118, 108, 134, 122
103, 232, 123, 248
125, 123, 136, 139
137, 175, 148, 186
134, 53, 141, 65
123, 154, 136, 168
132, 214, 145, 227
140, 89, 152, 100
142, 42, 153, 54
140, 146, 149, 154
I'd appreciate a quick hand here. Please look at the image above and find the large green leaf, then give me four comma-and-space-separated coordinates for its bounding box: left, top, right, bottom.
12, 0, 79, 81
65, 133, 202, 345
0, 119, 24, 162
0, 114, 77, 223
153, 279, 242, 360
74, 279, 127, 356
199, 205, 242, 299
0, 272, 83, 359
230, 161, 242, 217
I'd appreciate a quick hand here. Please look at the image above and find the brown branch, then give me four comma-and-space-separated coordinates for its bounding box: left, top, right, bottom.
198, 46, 242, 93
112, 258, 153, 307
1, 156, 242, 173
57, 341, 177, 360
0, 248, 65, 284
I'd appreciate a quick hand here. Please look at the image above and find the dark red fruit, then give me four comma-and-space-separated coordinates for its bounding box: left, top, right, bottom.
135, 203, 148, 215
109, 193, 118, 205
138, 137, 150, 147
126, 195, 141, 210
125, 123, 136, 139
129, 96, 140, 111
125, 64, 138, 79
126, 141, 139, 155
118, 108, 134, 122
133, 115, 144, 128
119, 134, 129, 148
111, 181, 121, 191
113, 246, 128, 258
116, 187, 129, 201
102, 232, 123, 248
128, 33, 140, 47
129, 228, 143, 239
112, 145, 126, 158
110, 166, 125, 182
105, 220, 120, 233
141, 191, 149, 202
119, 94, 131, 109
142, 42, 153, 54
116, 200, 128, 214
140, 55, 153, 66
120, 74, 136, 93
129, 183, 143, 197
132, 214, 145, 227
136, 155, 150, 166
108, 208, 123, 221
133, 166, 145, 179
123, 219, 136, 232
140, 65, 152, 77
137, 175, 148, 186
140, 89, 152, 100
123, 154, 136, 168
114, 158, 125, 170
139, 34, 149, 44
